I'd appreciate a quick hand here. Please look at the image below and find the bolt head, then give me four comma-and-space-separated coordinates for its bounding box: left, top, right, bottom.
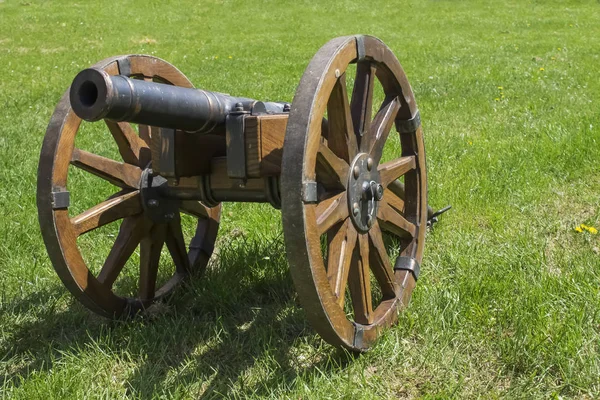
375, 184, 384, 200
353, 165, 360, 178
234, 102, 244, 112
335, 69, 340, 78
352, 202, 360, 216
147, 199, 159, 208
367, 215, 374, 227
367, 158, 373, 171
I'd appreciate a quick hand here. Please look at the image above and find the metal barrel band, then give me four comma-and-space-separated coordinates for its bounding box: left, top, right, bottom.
393, 256, 420, 281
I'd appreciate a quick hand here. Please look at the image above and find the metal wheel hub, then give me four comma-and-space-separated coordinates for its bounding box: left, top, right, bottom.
140, 168, 181, 223
347, 152, 383, 233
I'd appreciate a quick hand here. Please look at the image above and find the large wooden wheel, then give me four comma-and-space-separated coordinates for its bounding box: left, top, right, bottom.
37, 55, 220, 318
282, 36, 427, 351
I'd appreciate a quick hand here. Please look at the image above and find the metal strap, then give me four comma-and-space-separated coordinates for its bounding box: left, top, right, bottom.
353, 323, 365, 349
301, 181, 318, 203
51, 191, 70, 209
226, 113, 247, 179
355, 35, 366, 61
397, 110, 421, 134
394, 256, 420, 280
117, 57, 132, 76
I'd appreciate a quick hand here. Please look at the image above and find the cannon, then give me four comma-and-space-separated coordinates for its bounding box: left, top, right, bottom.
37, 35, 434, 352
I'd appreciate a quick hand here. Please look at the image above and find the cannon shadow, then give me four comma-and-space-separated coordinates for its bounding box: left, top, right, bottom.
1, 234, 355, 397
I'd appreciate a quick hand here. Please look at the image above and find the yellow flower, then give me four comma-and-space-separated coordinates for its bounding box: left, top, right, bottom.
575, 226, 583, 233
228, 55, 232, 59
581, 224, 598, 234
539, 67, 545, 71
494, 97, 500, 101
557, 47, 562, 51
497, 86, 503, 90
468, 141, 473, 145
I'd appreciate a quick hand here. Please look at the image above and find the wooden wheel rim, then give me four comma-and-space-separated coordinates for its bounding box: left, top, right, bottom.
281, 36, 427, 351
37, 55, 221, 318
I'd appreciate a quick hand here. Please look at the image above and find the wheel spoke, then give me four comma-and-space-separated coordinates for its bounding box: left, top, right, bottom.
180, 200, 210, 219
326, 220, 358, 307
71, 148, 142, 189
351, 61, 376, 143
368, 223, 396, 299
383, 185, 405, 214
348, 234, 373, 324
138, 223, 168, 300
316, 192, 349, 236
105, 121, 150, 167
71, 190, 142, 236
165, 214, 191, 274
377, 200, 416, 238
327, 72, 358, 161
188, 218, 216, 269
97, 215, 151, 289
316, 141, 349, 190
364, 96, 401, 159
378, 156, 416, 188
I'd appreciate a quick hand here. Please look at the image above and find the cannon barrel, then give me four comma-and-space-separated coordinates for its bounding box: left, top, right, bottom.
69, 68, 284, 133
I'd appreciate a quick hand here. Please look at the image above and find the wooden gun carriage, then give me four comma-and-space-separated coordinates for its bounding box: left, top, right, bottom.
37, 35, 432, 351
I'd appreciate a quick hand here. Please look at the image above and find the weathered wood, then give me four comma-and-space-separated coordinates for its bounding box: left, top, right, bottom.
281, 35, 428, 352
245, 114, 287, 178
38, 55, 221, 318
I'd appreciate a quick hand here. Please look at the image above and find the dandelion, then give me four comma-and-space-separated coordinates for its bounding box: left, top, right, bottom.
539, 67, 545, 71
228, 55, 232, 59
557, 47, 562, 51
468, 141, 473, 145
494, 97, 500, 101
575, 224, 598, 234
581, 224, 598, 234
497, 86, 503, 90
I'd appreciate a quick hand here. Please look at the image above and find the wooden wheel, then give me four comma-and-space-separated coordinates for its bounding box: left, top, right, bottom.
37, 55, 220, 318
281, 36, 427, 351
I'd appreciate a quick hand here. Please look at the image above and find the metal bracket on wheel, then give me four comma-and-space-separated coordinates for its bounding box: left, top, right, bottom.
301, 181, 318, 203
51, 190, 70, 209
397, 110, 421, 134
394, 256, 420, 281
117, 57, 132, 76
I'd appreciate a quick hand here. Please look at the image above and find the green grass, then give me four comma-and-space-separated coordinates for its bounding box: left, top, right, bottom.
1, 0, 600, 398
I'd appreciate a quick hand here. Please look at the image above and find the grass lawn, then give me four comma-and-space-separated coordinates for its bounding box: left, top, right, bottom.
1, 0, 600, 398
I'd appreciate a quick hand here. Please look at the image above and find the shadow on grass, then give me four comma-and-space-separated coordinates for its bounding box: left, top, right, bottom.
1, 234, 356, 397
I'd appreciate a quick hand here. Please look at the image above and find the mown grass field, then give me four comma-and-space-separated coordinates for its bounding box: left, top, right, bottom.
1, 0, 600, 398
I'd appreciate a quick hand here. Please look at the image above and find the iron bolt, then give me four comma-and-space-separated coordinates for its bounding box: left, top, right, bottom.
164, 212, 175, 220
234, 102, 244, 112
335, 69, 340, 78
362, 181, 371, 199
353, 165, 360, 179
375, 184, 384, 201
367, 158, 373, 171
283, 103, 291, 112
367, 215, 374, 227
352, 202, 360, 216
147, 199, 159, 208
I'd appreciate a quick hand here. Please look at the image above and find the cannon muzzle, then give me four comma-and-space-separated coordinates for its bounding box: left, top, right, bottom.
70, 68, 267, 133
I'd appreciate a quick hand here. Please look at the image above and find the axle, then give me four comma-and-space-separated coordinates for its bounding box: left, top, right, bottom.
69, 68, 286, 133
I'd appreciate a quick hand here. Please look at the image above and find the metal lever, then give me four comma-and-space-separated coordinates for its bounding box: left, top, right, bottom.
427, 205, 452, 228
